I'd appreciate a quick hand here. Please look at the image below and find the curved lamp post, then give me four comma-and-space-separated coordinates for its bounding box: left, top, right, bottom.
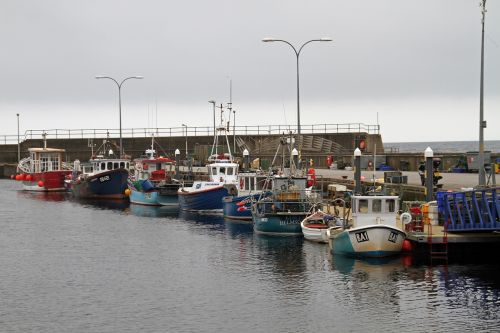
262, 37, 332, 134
209, 100, 216, 136
95, 75, 143, 157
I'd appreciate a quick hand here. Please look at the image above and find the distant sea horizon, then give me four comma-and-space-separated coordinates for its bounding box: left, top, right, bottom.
384, 140, 500, 153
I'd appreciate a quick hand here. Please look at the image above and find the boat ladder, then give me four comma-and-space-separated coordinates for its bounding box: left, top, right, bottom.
427, 220, 448, 260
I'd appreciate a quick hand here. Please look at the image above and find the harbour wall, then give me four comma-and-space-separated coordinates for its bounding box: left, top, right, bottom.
0, 132, 498, 177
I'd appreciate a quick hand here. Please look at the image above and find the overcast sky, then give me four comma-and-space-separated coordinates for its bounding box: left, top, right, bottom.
1, 0, 499, 142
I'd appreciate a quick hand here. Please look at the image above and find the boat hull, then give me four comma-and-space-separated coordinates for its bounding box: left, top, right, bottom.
178, 184, 228, 212
21, 171, 72, 192
330, 225, 406, 257
129, 186, 179, 206
301, 224, 330, 243
253, 212, 308, 236
71, 169, 129, 199
222, 194, 261, 220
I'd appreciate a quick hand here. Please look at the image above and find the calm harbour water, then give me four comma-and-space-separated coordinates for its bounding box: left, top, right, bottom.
1, 179, 499, 332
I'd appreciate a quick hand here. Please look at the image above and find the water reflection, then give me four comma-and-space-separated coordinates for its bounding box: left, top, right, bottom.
73, 198, 130, 211
254, 235, 306, 280
224, 220, 254, 238
128, 204, 179, 218
17, 190, 69, 202
332, 254, 403, 276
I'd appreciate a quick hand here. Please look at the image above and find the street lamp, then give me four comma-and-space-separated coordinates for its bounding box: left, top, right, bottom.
16, 113, 20, 163
478, 0, 487, 186
209, 100, 216, 136
262, 37, 332, 134
182, 124, 188, 157
95, 75, 144, 157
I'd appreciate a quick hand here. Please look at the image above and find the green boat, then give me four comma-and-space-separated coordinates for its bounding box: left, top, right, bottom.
252, 176, 319, 236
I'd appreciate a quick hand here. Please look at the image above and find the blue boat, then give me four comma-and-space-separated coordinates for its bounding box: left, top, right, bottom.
223, 193, 261, 220
128, 137, 180, 206
222, 171, 271, 220
71, 167, 130, 199
129, 181, 180, 206
178, 182, 232, 212
178, 113, 240, 213
70, 139, 131, 200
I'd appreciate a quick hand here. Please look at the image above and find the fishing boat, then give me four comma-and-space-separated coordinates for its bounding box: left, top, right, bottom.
251, 133, 321, 236
70, 139, 131, 200
177, 109, 239, 212
327, 195, 406, 257
301, 210, 342, 243
252, 175, 319, 236
15, 133, 72, 191
128, 136, 180, 206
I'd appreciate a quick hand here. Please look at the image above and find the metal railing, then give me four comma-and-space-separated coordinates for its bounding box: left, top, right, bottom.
0, 123, 380, 145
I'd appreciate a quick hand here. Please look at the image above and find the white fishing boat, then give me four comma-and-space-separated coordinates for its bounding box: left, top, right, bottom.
328, 195, 406, 257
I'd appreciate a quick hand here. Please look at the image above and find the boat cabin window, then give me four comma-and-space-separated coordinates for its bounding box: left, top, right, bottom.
107, 162, 112, 170
120, 162, 125, 169
211, 167, 217, 175
385, 199, 396, 213
226, 167, 233, 176
101, 162, 105, 171
372, 199, 382, 213
113, 162, 118, 169
358, 199, 369, 213
220, 167, 226, 175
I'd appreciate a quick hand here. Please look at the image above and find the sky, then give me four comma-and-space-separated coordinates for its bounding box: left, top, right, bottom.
0, 0, 499, 143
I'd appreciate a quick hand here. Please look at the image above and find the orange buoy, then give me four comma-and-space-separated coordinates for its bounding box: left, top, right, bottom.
37, 181, 44, 188
15, 174, 21, 181
124, 188, 131, 197
402, 254, 413, 267
307, 168, 316, 187
25, 175, 32, 181
402, 239, 412, 252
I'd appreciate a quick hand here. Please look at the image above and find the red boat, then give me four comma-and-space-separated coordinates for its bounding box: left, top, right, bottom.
16, 146, 72, 192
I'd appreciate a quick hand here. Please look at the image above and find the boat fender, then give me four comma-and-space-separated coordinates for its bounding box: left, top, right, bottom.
135, 162, 142, 171
368, 160, 373, 169
307, 168, 316, 187
400, 212, 412, 225
239, 178, 244, 189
